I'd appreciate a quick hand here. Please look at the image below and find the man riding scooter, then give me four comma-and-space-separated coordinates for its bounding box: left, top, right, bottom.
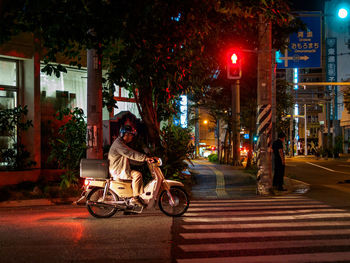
108, 125, 157, 207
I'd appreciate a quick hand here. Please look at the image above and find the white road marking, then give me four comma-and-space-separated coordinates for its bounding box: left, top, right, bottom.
180, 228, 350, 239
182, 221, 350, 230
177, 252, 350, 263
338, 164, 350, 167
188, 204, 330, 211
179, 239, 350, 252
182, 212, 350, 222
191, 198, 323, 206
176, 197, 350, 263
306, 162, 335, 172
185, 208, 343, 217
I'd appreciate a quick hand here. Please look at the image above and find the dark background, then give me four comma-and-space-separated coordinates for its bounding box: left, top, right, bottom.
290, 0, 324, 11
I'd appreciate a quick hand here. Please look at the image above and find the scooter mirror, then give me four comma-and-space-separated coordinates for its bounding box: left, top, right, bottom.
157, 158, 162, 166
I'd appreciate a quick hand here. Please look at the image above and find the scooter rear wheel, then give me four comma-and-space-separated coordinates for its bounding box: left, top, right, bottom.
86, 187, 119, 218
158, 186, 189, 217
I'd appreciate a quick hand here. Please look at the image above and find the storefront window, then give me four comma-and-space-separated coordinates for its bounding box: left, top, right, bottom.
0, 60, 17, 86
114, 101, 140, 118
40, 66, 87, 114
40, 65, 88, 168
0, 59, 18, 167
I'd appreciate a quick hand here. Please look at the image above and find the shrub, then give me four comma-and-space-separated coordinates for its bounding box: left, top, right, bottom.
0, 105, 35, 170
160, 124, 193, 180
48, 108, 87, 188
208, 153, 218, 163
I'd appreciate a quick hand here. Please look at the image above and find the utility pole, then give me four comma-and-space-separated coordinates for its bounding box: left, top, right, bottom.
257, 15, 273, 195
290, 113, 294, 157
304, 104, 307, 156
87, 47, 103, 159
195, 108, 199, 157
271, 50, 277, 143
217, 119, 220, 162
332, 87, 336, 156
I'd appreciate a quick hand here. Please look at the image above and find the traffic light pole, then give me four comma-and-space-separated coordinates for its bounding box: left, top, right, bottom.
257, 15, 273, 195
231, 80, 241, 166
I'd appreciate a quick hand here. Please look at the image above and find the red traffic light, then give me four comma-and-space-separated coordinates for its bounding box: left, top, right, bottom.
227, 50, 242, 79
231, 53, 238, 64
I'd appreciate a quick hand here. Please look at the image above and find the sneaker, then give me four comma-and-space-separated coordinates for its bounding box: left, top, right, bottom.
123, 211, 138, 215
131, 196, 147, 208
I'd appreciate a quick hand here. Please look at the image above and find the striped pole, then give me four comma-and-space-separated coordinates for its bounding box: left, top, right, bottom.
257, 16, 273, 195
256, 104, 273, 195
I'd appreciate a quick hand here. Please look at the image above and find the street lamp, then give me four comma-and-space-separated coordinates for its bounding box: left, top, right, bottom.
338, 8, 348, 19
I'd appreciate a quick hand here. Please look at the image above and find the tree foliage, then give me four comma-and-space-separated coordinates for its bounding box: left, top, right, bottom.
276, 79, 294, 133
0, 0, 300, 151
0, 105, 35, 170
48, 108, 87, 188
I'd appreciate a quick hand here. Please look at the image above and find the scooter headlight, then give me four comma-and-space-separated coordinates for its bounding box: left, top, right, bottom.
84, 179, 91, 189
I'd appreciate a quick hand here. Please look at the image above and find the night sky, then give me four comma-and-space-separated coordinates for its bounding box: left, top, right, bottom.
290, 0, 324, 11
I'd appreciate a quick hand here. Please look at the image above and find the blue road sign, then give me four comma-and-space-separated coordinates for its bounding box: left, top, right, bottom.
277, 12, 321, 69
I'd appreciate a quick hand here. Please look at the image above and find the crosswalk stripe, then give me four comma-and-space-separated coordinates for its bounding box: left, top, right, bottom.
185, 208, 344, 217
188, 204, 334, 211
179, 238, 350, 252
190, 197, 317, 203
173, 196, 350, 263
189, 201, 325, 206
176, 252, 350, 263
180, 228, 350, 239
183, 212, 350, 222
182, 221, 350, 230
189, 204, 327, 208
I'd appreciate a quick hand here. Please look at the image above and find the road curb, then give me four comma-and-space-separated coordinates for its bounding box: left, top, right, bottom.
0, 197, 79, 208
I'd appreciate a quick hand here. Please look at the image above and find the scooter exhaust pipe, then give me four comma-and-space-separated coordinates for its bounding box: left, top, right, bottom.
87, 200, 128, 210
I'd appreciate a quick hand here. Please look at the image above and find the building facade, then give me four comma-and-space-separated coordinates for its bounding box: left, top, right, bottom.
0, 34, 140, 169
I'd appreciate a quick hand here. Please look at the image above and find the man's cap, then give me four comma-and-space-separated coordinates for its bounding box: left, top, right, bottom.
119, 125, 137, 137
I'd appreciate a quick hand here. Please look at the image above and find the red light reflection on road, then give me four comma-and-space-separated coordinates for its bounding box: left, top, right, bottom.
3, 210, 88, 243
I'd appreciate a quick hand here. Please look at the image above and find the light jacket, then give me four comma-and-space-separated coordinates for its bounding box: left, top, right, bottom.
108, 137, 147, 179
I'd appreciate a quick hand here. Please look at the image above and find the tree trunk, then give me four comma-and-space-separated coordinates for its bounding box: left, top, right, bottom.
136, 87, 161, 151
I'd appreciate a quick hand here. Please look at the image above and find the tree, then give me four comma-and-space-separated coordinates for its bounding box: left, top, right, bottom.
0, 0, 299, 151
276, 79, 294, 133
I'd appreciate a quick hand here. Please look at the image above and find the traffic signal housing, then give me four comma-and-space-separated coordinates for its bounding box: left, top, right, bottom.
227, 50, 242, 79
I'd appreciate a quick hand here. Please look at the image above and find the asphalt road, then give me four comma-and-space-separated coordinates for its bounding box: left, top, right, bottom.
0, 205, 172, 263
285, 157, 350, 208
1, 158, 350, 263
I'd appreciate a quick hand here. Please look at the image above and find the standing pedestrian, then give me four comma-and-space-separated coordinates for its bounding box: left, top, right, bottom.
272, 132, 287, 191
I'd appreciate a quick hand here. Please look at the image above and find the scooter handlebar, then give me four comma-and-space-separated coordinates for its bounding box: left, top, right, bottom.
147, 157, 162, 166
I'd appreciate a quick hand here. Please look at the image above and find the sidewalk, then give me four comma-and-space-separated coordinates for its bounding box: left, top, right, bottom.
0, 159, 312, 208
189, 159, 310, 199
0, 196, 79, 208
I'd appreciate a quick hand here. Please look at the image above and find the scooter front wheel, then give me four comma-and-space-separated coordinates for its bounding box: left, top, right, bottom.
86, 187, 119, 218
158, 186, 189, 217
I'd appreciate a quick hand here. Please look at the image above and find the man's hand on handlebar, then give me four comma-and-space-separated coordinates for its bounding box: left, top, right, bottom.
146, 157, 159, 163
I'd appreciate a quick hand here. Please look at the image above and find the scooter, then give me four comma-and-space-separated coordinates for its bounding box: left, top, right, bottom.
78, 158, 190, 218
